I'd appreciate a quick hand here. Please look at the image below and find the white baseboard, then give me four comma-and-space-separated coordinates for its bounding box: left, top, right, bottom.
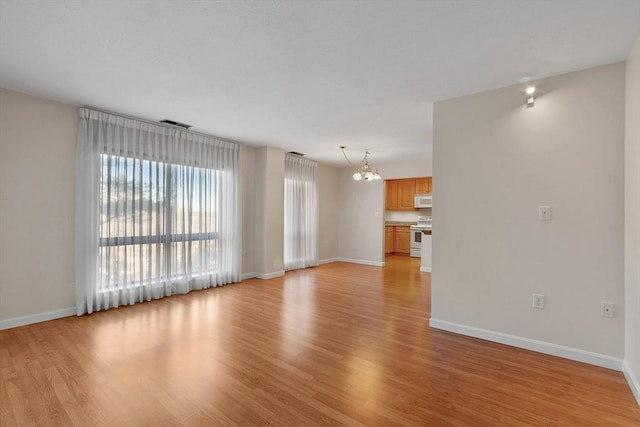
420, 267, 431, 273
255, 271, 285, 280
623, 361, 640, 406
0, 307, 76, 330
336, 257, 385, 267
318, 258, 340, 265
241, 271, 284, 280
429, 318, 623, 371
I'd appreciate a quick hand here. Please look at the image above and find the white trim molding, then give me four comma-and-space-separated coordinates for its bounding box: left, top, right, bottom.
420, 267, 431, 273
318, 258, 340, 265
241, 272, 257, 280
623, 361, 640, 406
336, 257, 385, 267
255, 271, 285, 280
0, 307, 76, 330
429, 318, 623, 371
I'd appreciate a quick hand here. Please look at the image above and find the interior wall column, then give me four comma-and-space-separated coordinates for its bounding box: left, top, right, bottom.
253, 146, 285, 278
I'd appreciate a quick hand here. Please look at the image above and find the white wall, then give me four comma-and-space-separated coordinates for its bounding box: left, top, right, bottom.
0, 89, 78, 320
336, 166, 385, 264
253, 146, 285, 276
432, 62, 626, 359
318, 162, 339, 262
624, 36, 640, 401
376, 157, 432, 179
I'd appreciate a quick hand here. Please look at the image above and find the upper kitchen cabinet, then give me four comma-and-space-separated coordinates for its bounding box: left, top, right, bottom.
397, 179, 416, 210
415, 177, 432, 194
385, 180, 399, 210
385, 177, 432, 211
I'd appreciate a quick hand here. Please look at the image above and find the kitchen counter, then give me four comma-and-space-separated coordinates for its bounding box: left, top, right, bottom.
384, 221, 416, 226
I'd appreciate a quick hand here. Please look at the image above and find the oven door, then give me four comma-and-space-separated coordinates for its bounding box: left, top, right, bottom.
410, 229, 422, 258
411, 229, 422, 249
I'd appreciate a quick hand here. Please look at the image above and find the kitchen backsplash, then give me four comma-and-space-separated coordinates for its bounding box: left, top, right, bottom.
385, 208, 431, 222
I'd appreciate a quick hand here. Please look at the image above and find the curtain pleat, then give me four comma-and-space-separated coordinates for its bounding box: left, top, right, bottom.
284, 154, 318, 271
75, 109, 241, 315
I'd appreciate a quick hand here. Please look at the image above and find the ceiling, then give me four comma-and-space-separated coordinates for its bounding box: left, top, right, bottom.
1, 1, 638, 166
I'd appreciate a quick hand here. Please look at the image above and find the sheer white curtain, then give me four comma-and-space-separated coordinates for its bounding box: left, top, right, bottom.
75, 109, 241, 315
284, 154, 318, 271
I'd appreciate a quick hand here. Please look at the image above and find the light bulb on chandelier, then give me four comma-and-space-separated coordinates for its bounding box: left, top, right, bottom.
340, 146, 382, 181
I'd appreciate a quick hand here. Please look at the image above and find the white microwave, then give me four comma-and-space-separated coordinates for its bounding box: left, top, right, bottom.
414, 194, 432, 208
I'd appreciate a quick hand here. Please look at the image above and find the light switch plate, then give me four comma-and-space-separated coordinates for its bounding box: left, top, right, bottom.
532, 293, 545, 309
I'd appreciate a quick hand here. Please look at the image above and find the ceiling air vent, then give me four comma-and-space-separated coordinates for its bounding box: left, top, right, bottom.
160, 119, 192, 129
288, 151, 305, 156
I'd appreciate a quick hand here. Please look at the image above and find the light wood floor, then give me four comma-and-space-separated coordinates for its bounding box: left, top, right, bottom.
1, 256, 638, 426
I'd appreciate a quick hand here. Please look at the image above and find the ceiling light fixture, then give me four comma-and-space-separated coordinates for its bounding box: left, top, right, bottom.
340, 146, 382, 181
526, 86, 536, 108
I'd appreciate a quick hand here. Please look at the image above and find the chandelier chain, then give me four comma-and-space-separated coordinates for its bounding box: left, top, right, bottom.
339, 146, 382, 181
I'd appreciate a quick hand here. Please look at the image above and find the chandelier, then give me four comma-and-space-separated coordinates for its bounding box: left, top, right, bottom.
340, 146, 382, 181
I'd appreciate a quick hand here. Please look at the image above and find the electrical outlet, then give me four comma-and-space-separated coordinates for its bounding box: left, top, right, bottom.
538, 206, 551, 221
601, 302, 615, 318
532, 294, 545, 309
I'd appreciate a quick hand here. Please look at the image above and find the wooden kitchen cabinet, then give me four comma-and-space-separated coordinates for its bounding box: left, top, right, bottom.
385, 225, 410, 256
397, 179, 416, 210
385, 226, 394, 255
385, 177, 432, 211
393, 226, 411, 255
385, 180, 399, 210
415, 177, 432, 194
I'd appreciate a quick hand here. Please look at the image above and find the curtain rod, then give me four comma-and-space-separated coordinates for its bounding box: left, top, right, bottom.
81, 106, 243, 147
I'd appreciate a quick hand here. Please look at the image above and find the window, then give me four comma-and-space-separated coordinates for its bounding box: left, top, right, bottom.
76, 109, 240, 314
99, 154, 222, 291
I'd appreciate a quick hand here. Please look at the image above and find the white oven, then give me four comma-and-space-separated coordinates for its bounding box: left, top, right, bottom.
410, 227, 423, 257
410, 216, 432, 258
